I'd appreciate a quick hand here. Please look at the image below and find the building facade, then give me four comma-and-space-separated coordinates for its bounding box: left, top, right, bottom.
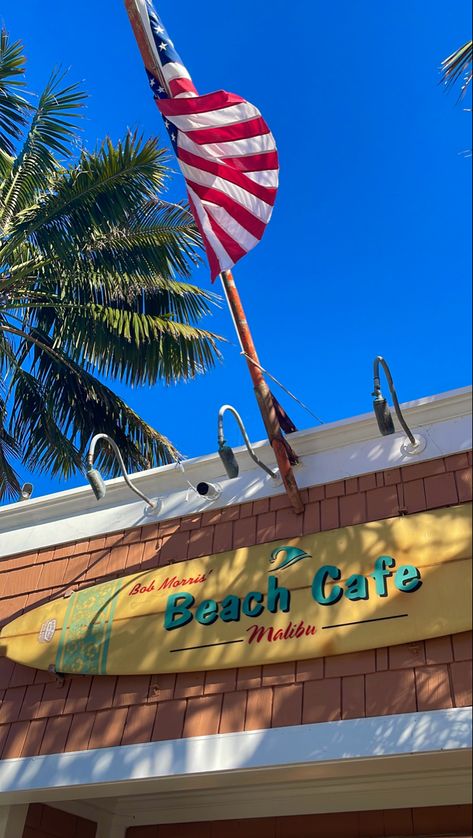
0, 388, 471, 838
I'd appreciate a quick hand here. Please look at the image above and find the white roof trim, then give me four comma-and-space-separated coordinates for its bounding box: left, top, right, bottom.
0, 386, 471, 557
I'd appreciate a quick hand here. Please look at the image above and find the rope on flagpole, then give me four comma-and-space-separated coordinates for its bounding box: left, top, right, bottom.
241, 353, 325, 425
219, 274, 245, 354
219, 269, 304, 513
220, 276, 323, 425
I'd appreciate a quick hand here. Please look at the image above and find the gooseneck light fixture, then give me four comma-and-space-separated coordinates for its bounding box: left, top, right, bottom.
372, 357, 426, 455
218, 405, 278, 480
86, 434, 159, 510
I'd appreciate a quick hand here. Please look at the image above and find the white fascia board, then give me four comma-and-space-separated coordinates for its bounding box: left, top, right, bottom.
0, 708, 470, 801
0, 387, 471, 558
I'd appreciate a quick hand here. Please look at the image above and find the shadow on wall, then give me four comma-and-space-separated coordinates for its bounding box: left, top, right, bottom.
0, 504, 471, 681
1, 500, 470, 627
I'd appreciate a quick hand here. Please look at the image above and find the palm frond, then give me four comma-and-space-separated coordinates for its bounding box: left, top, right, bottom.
0, 397, 21, 499
0, 323, 18, 381
10, 349, 179, 479
44, 301, 223, 385
1, 70, 86, 228
3, 133, 169, 264
77, 200, 203, 284
0, 30, 29, 156
441, 40, 473, 96
32, 209, 208, 308
0, 253, 51, 295
9, 370, 83, 478
42, 200, 204, 301
0, 147, 14, 180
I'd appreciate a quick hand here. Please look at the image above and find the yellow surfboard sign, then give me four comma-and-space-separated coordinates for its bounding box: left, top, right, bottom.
1, 504, 471, 676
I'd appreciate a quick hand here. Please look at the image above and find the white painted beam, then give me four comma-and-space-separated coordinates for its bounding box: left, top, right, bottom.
0, 709, 470, 802
0, 805, 28, 838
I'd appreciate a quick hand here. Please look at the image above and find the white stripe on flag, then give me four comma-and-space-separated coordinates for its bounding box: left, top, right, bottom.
245, 170, 279, 187
187, 186, 233, 270
179, 162, 274, 221
162, 62, 193, 83
169, 102, 260, 132
203, 203, 260, 252
178, 131, 276, 161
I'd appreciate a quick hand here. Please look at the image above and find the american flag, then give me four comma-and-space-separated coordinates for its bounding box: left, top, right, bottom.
126, 0, 279, 282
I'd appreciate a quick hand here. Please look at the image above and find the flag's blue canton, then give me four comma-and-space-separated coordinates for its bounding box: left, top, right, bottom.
146, 69, 168, 100
145, 0, 184, 68
164, 119, 179, 153
145, 69, 179, 151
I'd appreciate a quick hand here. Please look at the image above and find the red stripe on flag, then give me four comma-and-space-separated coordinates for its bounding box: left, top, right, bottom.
223, 151, 279, 173
187, 192, 222, 282
168, 78, 198, 98
159, 89, 244, 117
186, 117, 271, 146
207, 215, 247, 264
178, 148, 277, 206
186, 181, 267, 240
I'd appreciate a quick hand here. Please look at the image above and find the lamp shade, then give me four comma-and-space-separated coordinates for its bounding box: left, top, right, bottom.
218, 444, 239, 479
86, 469, 107, 501
373, 397, 396, 436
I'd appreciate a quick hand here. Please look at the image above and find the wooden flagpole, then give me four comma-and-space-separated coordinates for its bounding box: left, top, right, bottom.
124, 0, 168, 90
124, 0, 304, 514
220, 271, 304, 514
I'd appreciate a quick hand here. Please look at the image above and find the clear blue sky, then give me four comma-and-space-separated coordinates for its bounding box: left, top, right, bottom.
2, 0, 472, 501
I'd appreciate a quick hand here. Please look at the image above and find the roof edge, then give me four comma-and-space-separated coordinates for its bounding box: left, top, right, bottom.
0, 386, 471, 557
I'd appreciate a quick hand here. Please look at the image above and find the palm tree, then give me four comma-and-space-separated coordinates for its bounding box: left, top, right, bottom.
0, 30, 222, 501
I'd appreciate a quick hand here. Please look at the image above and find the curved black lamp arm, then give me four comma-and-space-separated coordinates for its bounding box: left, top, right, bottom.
87, 433, 158, 508
373, 358, 416, 446
218, 405, 278, 479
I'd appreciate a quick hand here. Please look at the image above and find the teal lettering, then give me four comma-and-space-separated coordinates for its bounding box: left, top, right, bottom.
267, 575, 291, 614
345, 574, 369, 602
395, 565, 422, 593
371, 556, 396, 597
312, 566, 343, 605
220, 595, 241, 623
242, 592, 264, 618
196, 599, 219, 625
164, 593, 195, 631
